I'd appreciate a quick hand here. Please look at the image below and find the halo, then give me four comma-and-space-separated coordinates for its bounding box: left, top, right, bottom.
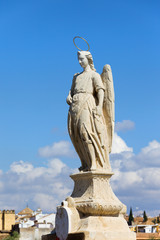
73, 36, 90, 51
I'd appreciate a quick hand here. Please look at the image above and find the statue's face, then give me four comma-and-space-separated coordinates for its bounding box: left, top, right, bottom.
78, 53, 88, 68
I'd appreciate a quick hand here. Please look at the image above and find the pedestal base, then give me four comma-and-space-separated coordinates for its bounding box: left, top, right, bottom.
74, 216, 136, 240
55, 171, 136, 240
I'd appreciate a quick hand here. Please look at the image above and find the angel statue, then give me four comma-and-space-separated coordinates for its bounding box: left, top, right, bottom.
67, 37, 114, 172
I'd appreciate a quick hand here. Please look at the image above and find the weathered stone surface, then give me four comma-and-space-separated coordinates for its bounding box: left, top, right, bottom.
54, 47, 136, 240
55, 215, 136, 240
55, 200, 80, 240
76, 216, 136, 240
70, 171, 123, 216
67, 51, 114, 172
42, 232, 85, 240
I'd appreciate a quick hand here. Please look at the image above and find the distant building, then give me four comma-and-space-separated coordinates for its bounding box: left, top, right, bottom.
0, 210, 15, 232
126, 213, 160, 239
15, 207, 55, 240
130, 224, 159, 233
18, 207, 33, 218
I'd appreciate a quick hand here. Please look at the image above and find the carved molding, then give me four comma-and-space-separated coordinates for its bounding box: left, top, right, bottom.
70, 171, 124, 216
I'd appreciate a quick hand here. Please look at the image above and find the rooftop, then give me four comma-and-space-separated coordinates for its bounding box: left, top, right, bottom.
18, 207, 33, 216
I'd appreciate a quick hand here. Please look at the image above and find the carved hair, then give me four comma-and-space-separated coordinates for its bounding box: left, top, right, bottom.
78, 51, 96, 71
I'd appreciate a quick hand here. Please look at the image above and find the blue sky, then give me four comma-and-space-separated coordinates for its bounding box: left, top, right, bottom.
0, 0, 160, 216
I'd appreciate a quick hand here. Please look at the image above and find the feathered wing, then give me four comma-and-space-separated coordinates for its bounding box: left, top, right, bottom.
101, 64, 115, 153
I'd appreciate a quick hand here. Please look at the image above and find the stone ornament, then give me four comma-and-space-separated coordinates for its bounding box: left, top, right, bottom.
55, 199, 80, 240
73, 36, 90, 51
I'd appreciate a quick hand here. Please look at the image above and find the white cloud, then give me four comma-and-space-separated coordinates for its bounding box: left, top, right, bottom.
38, 141, 75, 158
33, 193, 59, 212
110, 138, 160, 215
137, 140, 160, 167
115, 120, 135, 132
48, 158, 66, 174
0, 181, 4, 191
10, 160, 33, 174
0, 158, 74, 213
0, 136, 160, 216
141, 140, 160, 154
138, 168, 160, 189
112, 171, 143, 190
133, 209, 160, 218
111, 132, 133, 154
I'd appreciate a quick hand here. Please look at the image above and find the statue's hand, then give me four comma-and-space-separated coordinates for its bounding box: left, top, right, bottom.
66, 95, 72, 105
96, 106, 102, 116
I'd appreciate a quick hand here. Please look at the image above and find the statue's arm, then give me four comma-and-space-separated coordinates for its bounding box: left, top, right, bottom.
66, 90, 72, 105
66, 73, 78, 105
93, 72, 105, 116
96, 89, 104, 115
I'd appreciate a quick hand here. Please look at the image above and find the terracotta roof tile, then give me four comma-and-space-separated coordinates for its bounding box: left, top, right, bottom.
18, 207, 33, 216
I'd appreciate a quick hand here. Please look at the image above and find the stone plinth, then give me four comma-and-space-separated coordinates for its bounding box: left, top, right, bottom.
55, 171, 136, 240
70, 171, 124, 216
75, 215, 136, 240
56, 210, 136, 240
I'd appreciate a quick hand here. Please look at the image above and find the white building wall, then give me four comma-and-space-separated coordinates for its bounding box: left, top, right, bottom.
19, 228, 53, 240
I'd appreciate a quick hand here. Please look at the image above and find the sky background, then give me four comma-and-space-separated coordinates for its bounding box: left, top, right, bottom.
0, 0, 160, 216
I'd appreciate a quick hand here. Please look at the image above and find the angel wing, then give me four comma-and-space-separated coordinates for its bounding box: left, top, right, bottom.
101, 64, 115, 153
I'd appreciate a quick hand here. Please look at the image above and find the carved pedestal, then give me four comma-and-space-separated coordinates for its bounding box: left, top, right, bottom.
55, 171, 136, 240
70, 171, 123, 216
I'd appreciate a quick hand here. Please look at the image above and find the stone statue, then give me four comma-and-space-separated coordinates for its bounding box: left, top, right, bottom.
67, 50, 114, 172
55, 37, 136, 240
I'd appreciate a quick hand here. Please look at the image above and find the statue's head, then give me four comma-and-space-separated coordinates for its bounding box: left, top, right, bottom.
77, 51, 96, 71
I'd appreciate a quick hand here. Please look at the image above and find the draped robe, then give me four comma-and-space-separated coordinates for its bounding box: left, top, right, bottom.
68, 70, 111, 171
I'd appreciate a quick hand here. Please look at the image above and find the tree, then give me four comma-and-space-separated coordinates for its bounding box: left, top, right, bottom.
157, 216, 160, 223
143, 210, 148, 222
152, 219, 156, 224
128, 207, 134, 226
4, 231, 19, 240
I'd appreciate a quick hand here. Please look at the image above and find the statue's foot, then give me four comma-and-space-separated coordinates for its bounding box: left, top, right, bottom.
79, 165, 97, 172
78, 166, 83, 171
79, 166, 90, 172
79, 166, 88, 171
83, 167, 89, 172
